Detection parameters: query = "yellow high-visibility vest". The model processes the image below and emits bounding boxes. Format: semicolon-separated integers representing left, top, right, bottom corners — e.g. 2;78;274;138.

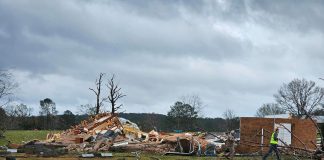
270;132;278;144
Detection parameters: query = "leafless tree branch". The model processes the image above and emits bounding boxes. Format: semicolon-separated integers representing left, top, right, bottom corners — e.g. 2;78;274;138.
274;78;324;118
106;74;126;115
0;70;18;107
89;73;105;114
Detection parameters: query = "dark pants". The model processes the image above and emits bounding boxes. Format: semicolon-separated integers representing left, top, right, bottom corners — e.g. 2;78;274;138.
263;144;280;160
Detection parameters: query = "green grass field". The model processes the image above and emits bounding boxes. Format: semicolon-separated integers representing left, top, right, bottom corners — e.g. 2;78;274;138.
0;130;61;146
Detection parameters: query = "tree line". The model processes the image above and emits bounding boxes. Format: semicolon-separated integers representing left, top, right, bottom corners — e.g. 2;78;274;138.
0;109;236;132
0;94;238;132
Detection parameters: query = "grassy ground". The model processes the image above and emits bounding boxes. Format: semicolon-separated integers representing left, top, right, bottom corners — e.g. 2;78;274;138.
0;130;61;146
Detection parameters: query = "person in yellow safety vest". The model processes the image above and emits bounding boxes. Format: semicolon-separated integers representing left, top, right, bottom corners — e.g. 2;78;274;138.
263;127;280;160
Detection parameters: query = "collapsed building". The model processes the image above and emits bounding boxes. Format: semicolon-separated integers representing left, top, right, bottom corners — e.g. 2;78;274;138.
23;113;227;157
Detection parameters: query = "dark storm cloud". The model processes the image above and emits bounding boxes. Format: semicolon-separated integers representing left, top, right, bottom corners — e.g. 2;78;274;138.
0;0;249;71
249;0;324;32
0;0;324;116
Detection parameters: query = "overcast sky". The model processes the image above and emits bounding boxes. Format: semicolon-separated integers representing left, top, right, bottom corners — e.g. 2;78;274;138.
1;0;324;117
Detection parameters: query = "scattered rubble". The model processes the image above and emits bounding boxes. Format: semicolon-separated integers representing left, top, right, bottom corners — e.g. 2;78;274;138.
17;113;230;157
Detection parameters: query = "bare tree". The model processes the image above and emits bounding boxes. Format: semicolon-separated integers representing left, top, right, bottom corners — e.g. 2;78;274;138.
223;109;236;119
6;103;32;117
255;103;286;117
106;74;125;115
5;103;32;129
89;73;107;114
274;78;324;118
180;94;204;117
0;70;18;107
223;109;238;131
78;104;96;115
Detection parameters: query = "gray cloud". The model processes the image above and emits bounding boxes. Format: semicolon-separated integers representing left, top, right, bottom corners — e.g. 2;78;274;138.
248;0;324;32
0;0;324;117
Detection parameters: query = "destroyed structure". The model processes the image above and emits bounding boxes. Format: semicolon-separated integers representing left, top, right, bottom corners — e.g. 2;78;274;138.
238;116;320;158
19;113;228;157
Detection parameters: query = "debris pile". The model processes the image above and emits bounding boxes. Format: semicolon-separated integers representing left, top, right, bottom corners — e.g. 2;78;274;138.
41;113;229;156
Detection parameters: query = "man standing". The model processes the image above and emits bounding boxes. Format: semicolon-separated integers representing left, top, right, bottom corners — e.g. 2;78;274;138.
263;127;280;160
